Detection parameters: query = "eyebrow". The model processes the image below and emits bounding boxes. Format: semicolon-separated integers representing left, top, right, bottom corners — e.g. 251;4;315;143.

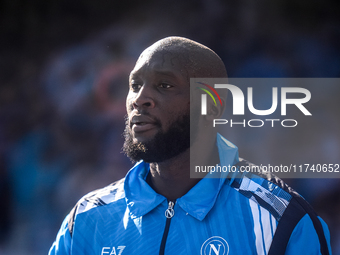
130;69;182;81
154;70;180;79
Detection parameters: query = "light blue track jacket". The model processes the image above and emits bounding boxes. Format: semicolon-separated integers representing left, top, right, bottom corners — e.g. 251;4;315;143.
49;134;332;255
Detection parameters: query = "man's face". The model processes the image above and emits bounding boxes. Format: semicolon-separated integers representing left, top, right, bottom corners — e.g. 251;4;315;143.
123;49;191;163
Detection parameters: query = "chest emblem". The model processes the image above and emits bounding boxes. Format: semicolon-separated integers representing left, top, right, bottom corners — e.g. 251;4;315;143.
200;236;229;255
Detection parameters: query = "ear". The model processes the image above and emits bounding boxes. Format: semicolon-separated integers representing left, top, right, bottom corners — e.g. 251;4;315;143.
205;97;226;121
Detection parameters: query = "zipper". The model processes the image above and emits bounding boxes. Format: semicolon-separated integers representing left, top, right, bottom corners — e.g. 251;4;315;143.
159;201;175;255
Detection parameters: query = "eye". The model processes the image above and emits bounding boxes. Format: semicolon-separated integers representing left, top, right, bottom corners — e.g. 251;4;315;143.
159;83;173;89
130;83;142;92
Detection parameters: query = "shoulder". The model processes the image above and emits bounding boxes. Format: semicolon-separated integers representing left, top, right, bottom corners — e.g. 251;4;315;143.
77;178;125;214
231;159;331;255
68;178;126;236
229;158;295;222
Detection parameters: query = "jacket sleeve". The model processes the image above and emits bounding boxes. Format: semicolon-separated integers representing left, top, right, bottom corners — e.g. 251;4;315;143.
48;215;72;255
284;214;332;255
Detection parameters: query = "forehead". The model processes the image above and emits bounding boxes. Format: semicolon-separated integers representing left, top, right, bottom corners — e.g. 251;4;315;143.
130;48;188;81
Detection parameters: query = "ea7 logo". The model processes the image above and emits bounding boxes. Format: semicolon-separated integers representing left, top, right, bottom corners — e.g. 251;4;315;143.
200;236;229;255
101;246;125;255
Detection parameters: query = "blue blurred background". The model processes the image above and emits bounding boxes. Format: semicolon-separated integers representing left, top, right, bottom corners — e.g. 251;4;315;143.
0;0;339;254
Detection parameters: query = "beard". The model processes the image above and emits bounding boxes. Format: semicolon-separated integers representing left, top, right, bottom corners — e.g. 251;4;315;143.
123;112;191;163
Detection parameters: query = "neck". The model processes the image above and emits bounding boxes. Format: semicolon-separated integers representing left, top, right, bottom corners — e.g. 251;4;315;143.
146;136;219;201
147;148;199;201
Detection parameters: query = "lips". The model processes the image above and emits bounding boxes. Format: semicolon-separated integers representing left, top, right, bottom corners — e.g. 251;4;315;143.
130;115;159;133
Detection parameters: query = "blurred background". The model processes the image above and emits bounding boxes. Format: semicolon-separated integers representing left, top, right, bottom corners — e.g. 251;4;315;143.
0;0;339;254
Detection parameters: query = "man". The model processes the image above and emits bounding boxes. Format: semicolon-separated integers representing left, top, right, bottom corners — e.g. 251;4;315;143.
49;36;332;255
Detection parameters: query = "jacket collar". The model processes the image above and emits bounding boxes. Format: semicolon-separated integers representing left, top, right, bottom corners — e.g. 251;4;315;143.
124;133;239;221
124;161;166;219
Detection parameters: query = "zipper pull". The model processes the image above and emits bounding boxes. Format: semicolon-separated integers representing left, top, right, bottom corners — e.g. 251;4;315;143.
165;201;175;218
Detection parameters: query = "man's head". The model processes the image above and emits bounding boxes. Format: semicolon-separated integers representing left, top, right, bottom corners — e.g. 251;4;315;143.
123;36;227;163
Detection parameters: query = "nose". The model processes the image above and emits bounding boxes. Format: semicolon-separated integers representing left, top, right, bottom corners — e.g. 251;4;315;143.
131;85;155;110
